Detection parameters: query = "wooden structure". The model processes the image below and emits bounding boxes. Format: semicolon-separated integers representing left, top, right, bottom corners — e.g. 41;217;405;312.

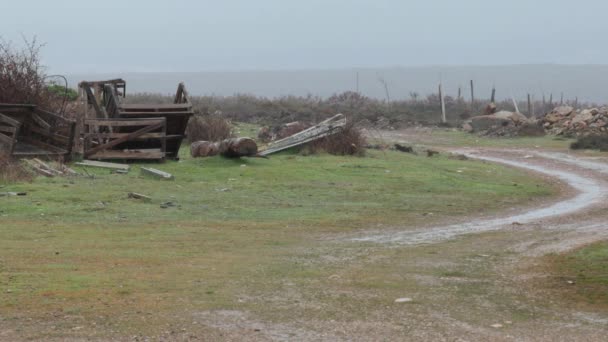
0;104;76;159
259;114;346;156
79;80;193;161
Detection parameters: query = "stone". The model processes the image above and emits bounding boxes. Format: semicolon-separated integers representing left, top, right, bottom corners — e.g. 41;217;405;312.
395;298;413;303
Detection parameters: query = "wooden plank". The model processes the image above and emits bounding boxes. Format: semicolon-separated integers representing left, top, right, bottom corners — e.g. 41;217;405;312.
0;112;20;127
85;132;167;139
259;114;346;156
22;159;55;177
85;119;165;127
141;167;174;180
76;160;130;171
28;126;70;144
120;103;192;110
117;111;194;116
0;132;14;145
20;136;68;154
84;121;165;157
0;126;16;134
88;150;164;160
34;108;76;123
0;104;35;109
31;113;52;130
128;192;152;201
83;85;104;118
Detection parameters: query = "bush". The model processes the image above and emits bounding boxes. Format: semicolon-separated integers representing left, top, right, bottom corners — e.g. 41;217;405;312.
47;84;78;101
0;154;32;183
305;122;367;156
570;135;608;151
186;114;234;142
0;38;49;106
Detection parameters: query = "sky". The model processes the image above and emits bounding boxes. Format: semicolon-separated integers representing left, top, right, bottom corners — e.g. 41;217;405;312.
2;0;608;74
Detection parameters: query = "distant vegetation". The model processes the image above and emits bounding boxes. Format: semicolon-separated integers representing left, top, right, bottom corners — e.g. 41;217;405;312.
46;84;78;101
126;91;590;127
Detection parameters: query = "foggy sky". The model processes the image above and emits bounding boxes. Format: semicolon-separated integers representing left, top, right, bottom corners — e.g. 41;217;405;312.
2;0;608;74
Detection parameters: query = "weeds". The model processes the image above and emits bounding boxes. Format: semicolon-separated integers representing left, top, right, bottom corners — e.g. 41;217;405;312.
305;122;367;156
186;114;234;142
0;154;32;183
570;135;608;151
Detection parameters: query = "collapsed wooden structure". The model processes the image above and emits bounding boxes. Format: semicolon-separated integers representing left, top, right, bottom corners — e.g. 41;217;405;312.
259;114;346;156
79;80;193;161
0;104;76;159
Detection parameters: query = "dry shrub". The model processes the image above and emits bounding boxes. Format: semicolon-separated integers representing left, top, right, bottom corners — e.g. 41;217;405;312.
0;37;49;106
186;114;234;142
274;122;310;140
0;153;32;183
571;135;608;151
305;122;367;156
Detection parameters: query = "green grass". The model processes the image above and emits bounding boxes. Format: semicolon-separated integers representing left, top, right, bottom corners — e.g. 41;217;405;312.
0;147;557;338
390;129;575;150
545;241;608;307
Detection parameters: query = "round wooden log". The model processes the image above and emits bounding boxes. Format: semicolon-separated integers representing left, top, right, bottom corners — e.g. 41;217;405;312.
191;138;257;158
220;138;258;158
191;141;220;158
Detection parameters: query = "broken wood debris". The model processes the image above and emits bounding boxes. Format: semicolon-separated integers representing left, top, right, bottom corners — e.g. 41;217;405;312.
76;160;130;171
259;114;347;156
140;167;174;180
191;137;258;158
21;158;75;178
0;192;27;197
128;192;151;201
394;144;415;154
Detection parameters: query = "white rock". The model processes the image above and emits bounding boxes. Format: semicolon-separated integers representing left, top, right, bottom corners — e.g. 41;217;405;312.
395;298;413;303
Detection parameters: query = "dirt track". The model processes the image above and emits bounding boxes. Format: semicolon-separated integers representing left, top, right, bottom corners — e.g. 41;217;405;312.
352;149;608;247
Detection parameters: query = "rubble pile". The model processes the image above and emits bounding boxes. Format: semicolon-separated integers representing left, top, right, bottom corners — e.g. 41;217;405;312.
541;106;608;136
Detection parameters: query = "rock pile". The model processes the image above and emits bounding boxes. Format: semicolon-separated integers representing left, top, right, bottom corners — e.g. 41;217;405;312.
542;106;608;136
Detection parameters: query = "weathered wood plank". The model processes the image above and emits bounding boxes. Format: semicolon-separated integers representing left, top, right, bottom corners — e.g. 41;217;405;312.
88;150;164;160
0;126;17;134
85;119;165;127
259;114;346;156
141;167;174;180
31;113;52;130
0;132;14;145
0;112;20;127
76;160;130;170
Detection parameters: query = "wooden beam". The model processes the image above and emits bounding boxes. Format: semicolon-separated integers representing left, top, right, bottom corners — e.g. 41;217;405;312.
86;119;165;127
141;167;174;180
0;112;20;127
76;160;130;171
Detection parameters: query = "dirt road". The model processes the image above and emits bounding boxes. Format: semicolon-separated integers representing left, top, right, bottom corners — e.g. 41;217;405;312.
352;149;608;247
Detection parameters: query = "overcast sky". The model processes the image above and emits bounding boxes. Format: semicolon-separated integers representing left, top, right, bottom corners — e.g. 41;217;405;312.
2;0;607;74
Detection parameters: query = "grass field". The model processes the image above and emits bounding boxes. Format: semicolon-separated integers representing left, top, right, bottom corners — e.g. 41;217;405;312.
379;129;575;150
0;146;556;338
543;241;608;309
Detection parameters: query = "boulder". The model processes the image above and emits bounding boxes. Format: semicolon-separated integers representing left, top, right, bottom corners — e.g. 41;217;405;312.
572;109;594;125
554;106;574;117
468;111;529;133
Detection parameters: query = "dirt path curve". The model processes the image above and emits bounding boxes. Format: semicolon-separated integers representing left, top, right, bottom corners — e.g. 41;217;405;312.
352;148;608;246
